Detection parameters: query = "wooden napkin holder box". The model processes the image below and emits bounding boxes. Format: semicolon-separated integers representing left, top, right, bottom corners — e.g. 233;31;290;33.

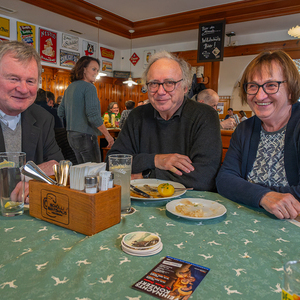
29;180;121;236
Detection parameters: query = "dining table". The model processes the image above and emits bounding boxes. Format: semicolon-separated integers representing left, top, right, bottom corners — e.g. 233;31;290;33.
0;190;298;300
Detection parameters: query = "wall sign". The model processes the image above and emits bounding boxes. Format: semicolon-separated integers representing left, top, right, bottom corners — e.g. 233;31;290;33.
62;33;79;51
17;22;36;47
100;47;115;59
40;28;57;63
130;52;140;66
197;20;225;63
60;50;80;68
0;17;9;37
82;40;96;57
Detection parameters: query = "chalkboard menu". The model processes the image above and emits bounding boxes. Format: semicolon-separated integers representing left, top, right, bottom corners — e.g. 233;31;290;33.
197;20;226;63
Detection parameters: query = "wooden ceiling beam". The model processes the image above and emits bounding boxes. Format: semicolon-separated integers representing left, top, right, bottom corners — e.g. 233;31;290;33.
21;0;300;39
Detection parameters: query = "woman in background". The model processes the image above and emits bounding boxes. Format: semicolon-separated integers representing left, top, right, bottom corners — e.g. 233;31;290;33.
58;56;114;164
238;110;248;122
103;102;121;124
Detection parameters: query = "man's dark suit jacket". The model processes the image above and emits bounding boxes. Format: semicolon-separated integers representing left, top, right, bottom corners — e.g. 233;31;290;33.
0;103;64;164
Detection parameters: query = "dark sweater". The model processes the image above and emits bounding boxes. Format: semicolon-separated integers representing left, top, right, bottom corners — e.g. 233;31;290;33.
216;102;300;207
107;98;222;191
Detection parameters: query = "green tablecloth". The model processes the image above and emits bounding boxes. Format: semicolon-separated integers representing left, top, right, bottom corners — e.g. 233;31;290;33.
0;191;298;299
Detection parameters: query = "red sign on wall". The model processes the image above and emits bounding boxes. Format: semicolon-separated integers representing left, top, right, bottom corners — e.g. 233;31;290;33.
39;28;57;64
130;53;140;66
100;47;115;59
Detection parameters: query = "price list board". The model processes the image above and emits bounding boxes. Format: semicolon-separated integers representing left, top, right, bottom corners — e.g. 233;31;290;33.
197;20;226;63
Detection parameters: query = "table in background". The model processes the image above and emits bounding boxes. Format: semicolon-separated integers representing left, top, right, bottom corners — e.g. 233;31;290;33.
98;128;121;161
1;191;298;299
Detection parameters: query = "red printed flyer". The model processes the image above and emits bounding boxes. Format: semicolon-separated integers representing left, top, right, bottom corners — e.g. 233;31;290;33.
132;256;210;299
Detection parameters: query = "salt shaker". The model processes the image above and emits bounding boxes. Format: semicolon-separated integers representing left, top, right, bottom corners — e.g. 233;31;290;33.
84;176;98;194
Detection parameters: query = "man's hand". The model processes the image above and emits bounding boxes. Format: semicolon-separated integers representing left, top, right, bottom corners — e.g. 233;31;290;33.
154;154;194;176
38;160;59;176
10;181;30;203
221;118;236;129
260;192;300;219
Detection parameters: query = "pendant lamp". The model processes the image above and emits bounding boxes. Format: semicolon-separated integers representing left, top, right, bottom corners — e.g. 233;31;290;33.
95;16;107;80
123;29;137;86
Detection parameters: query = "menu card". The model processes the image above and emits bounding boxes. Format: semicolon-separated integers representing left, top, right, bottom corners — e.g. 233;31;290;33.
132;256;209;300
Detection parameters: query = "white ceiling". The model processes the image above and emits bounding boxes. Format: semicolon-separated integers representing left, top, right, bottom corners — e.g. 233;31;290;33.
1;0;299;49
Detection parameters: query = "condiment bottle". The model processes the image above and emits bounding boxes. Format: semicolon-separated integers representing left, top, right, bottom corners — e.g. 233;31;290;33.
111;113;115;127
104;113;109;123
84;176;98;194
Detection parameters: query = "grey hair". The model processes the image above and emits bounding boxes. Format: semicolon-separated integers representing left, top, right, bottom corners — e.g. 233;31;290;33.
142;50;192;93
107;102;119;113
0;40;42;79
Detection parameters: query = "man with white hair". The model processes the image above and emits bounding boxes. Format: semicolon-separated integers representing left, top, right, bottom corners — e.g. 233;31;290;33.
197;89;236;129
107;51;222;191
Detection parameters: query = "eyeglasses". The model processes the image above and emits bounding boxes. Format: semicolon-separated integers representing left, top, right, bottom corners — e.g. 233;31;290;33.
146;79;183;93
244;81;287;95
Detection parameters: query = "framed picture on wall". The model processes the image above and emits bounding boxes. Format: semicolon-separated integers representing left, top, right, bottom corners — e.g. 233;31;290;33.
39;28;57;64
102;60;112;72
62;33;79;51
60;49;80;68
218;96;230;119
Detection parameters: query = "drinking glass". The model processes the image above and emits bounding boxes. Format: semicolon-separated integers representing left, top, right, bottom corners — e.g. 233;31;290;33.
282;260;300;300
0;152;26;217
108;154;132;213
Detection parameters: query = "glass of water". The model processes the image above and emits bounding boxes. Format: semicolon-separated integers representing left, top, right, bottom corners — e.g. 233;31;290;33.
108;154;132;213
282;260;300;299
0;152;26;217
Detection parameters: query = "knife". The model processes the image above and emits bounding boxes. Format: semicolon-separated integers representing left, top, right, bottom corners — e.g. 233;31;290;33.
130;185;152;198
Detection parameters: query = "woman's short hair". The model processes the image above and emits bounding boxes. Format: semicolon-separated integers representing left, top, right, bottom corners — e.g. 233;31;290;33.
142;50;192;94
240;50;300;105
0;40;42;78
125;100;135;110
107;102;119;113
70;56;100;82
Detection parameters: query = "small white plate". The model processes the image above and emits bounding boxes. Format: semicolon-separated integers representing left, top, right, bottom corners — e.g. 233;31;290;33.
130;179;186;200
166;198;227;220
122;243;163;257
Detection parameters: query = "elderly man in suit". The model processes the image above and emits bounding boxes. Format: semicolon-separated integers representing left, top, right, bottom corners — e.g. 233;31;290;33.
0;41;64;200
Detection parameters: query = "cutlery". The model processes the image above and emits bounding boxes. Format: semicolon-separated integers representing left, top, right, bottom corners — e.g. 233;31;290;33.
21;161;61;186
53;164;59;183
130;185;152;198
143;184;193;192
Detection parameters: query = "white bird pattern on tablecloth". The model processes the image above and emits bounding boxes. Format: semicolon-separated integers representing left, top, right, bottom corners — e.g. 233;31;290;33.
279;227;288;232
233;268;247;276
76;259;91;266
198;254;213;260
75;297;91;300
135;223;143;228
185;231;195;236
274;249;286;256
224;220;232;225
252;219;260;223
119;257;131;265
270;283;282;293
36;261;49;271
157;207;166;211
4;227;15;232
17;248;32;258
51;276;69;285
149;215;156;219
99;274;114;283
241;239;252;245
207;241;221;246
12;237;26;242
246;229;258;233
50;234;60;241
37;226;48;232
0;280;17;289
217;230;227;235
276;237;290;243
239;252;251;258
174;242;185;249
62;246;73;251
231;212;239;215
99;245;110;251
272;267;284;272
166;222;175;226
224;285;242;295
117;233;126;239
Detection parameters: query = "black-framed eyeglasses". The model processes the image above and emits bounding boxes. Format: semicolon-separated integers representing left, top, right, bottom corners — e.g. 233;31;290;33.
146;79;183;93
243;81;287;95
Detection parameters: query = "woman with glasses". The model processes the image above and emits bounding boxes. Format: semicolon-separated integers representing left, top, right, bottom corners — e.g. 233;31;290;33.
216;50;300;219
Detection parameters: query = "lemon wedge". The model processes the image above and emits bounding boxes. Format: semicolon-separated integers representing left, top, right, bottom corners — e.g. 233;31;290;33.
4;201;20;209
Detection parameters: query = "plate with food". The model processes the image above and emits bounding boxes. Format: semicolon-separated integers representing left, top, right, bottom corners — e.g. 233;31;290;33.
166;198;227;220
130;179;187;200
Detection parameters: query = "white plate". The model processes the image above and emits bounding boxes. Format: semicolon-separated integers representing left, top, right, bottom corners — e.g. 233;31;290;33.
122;243;163;257
130;179;186;200
166;198;227;220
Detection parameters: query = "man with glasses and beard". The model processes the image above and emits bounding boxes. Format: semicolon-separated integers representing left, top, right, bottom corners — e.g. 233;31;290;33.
107;51;222;191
